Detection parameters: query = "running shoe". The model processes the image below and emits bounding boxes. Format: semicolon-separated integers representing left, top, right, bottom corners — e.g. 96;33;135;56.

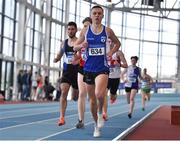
58;117;65;126
72;94;78;101
103;113;108;121
93;125;100;137
76;120;84;129
97;114;104;128
128;113;132;119
110;94;117;104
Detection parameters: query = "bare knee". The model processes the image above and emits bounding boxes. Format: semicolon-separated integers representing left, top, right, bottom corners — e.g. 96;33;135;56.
95;91;104;99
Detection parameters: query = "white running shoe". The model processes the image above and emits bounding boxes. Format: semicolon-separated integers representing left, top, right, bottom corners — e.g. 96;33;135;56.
93;126;100;137
97;114;104;128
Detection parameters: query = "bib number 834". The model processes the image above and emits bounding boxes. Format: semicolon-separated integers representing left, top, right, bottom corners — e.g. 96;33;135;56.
89;48;104;56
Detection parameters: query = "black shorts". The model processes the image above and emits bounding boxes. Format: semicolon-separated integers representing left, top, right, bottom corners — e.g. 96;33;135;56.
78;66;84;75
125;87;138;93
107;78;120;95
83;71;109;85
61;67;78;89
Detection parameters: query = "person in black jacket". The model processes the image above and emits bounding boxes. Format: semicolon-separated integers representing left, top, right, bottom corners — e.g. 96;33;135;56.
43;76;55;101
17;69;23;100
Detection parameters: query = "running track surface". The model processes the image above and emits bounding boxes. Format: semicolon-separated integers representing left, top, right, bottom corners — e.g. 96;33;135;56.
0;93;180;140
124;105;180;140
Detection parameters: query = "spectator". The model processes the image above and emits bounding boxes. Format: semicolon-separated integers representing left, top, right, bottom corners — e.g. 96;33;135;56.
34;73;44;101
22;70;28;100
44;76;55;101
17;69;23;100
26;69;32;100
31;71;38;101
54;78;61;101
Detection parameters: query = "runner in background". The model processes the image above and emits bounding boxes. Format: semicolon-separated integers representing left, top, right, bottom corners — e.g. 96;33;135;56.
75;17;92;129
54;22;79;126
141;68;153;111
121;56;142;119
102;39;128;121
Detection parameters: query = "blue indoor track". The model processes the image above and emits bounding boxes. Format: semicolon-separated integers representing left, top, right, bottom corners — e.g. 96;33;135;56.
0;93;180;140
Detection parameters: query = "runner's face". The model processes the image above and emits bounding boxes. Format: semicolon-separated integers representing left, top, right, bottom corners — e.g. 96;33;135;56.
131;59;137;65
91;8;103;24
67;26;77;38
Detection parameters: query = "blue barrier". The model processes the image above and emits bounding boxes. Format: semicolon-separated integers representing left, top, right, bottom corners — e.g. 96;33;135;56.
152;82;172;89
119;82;172;89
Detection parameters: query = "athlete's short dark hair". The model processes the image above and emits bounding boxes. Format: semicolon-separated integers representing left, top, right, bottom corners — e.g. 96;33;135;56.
67;21;77;29
91;5;104;12
131;56;139;61
82;17;92;24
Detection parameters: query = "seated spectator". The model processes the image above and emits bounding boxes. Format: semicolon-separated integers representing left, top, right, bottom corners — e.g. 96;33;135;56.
34;74;44;101
43;76;55;101
53;78;61;101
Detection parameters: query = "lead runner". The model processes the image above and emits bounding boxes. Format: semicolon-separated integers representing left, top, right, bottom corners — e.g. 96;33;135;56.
74;5;121;137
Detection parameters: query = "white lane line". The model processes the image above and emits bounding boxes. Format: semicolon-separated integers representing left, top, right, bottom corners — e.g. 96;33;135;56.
0;113;78;131
0;110;58;120
35;121;93;141
0;103;124;131
0;106;57;114
0;103;120;131
0;118;57;131
0;101;139;135
0;103;76;114
112;105;161;141
35;108;137;141
0;106;77;120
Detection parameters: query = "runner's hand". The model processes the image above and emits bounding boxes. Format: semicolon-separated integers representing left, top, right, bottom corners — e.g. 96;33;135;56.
107;51;113;60
81;41;88;48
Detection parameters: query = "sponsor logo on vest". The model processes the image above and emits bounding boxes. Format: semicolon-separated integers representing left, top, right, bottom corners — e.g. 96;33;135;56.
101;36;106;43
87;37;94;40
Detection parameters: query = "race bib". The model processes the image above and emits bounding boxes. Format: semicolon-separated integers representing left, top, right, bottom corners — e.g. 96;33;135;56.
110;67;120;73
141;81;147;86
141;81;150;88
128;77;136;83
89;48;104;56
125;82;132;87
65;55;73;64
109;68;115;73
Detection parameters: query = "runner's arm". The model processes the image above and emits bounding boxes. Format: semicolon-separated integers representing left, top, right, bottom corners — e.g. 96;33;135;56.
120;68;127;82
107;28;121;56
74;28;87;51
148;75;154;85
53;41;65;63
118;51;128;68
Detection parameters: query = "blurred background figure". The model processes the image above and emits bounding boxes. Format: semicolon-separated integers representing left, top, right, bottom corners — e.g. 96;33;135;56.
141;68;153;111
